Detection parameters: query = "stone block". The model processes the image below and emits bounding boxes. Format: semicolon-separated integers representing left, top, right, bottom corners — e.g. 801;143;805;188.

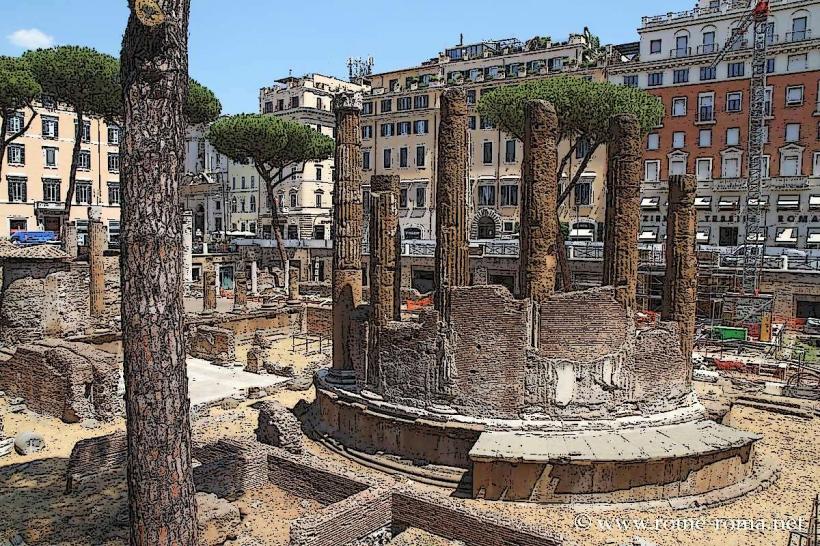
196;492;240;546
14;432;45;455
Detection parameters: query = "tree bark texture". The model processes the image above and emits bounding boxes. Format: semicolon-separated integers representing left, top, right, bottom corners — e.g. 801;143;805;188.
519;100;559;303
602;114;642;313
120;1;198;544
662;174;698;368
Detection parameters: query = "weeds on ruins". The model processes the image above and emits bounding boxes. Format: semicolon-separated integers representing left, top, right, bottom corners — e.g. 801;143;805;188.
1;2;820;546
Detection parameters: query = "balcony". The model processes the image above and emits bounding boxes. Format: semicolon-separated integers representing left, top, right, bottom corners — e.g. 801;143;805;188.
697;43;720;55
785;29;812;43
670;47;692;58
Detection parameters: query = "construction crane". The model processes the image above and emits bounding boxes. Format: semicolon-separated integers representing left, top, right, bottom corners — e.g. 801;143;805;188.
710;0;770;297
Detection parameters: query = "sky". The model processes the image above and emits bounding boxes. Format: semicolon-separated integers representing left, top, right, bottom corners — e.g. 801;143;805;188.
1;0;695;114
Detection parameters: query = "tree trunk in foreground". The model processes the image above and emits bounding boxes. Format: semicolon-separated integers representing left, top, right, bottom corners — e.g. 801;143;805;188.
120;1;198;545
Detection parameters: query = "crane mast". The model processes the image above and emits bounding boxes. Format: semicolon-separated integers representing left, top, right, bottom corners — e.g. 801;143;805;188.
710;0;770;297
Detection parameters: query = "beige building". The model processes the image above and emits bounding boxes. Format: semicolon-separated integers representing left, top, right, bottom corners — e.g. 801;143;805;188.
257;74;364;241
2;98;121;243
362;35;609;242
182;124;229;242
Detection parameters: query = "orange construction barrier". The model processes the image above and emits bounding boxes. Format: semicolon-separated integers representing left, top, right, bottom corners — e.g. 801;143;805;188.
406;295;433;311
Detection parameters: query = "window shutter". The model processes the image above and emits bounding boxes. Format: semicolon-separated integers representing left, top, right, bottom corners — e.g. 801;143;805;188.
22;181;27;203
19;146;25;165
54;120;59;139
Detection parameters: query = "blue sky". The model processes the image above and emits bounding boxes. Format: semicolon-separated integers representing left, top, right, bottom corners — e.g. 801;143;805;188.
1;0;693;114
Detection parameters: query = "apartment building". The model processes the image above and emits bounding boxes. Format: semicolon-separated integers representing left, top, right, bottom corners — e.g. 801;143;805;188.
609;0;820;249
180;124;229;242
257;74;363;241
362;35;609;242
2;98;121;242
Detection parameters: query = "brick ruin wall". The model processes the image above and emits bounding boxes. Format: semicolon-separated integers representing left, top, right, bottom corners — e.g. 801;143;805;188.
306;305;332;337
192;440;270;500
290;486;393;546
188;325;237;364
66;431;127;492
0;339;119;423
256;400;304;454
346;285;693;421
0;257;121;344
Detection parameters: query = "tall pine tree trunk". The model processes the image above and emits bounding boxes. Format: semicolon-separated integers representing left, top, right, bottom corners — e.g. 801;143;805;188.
120;1;198;544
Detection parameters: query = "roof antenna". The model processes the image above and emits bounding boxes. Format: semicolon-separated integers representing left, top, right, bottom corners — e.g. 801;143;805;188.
459;33;464;46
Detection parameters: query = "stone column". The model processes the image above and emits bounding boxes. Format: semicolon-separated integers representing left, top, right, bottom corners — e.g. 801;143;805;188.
203;267;217;313
287;266;301;304
182;210;193;284
64;221;78;259
88;206;105;318
330;91;364;381
602;114;642;313
519;100;559;303
662;174;698;367
368;175;401;325
250;260;258;295
434;88;470;310
234;268;247;310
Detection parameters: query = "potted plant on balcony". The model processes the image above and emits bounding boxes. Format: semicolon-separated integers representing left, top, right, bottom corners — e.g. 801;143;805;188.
407;76;419;90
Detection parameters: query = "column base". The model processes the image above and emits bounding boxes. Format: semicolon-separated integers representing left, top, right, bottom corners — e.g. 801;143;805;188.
326;369;357;386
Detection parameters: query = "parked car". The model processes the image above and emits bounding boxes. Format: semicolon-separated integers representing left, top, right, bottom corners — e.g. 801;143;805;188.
721;244;806;266
804;317;820;336
9;231;58;246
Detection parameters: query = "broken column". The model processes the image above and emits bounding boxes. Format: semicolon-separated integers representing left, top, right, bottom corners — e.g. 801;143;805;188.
662;174;698;365
519;100;559;303
330;91;364;383
250;260;258;295
287;266;300;304
183;210;193;284
602;114;642;313
64;222;78;259
88;206;105;318
434;88;470;310
234;267;247;311
368;174;401;325
203;267;217;313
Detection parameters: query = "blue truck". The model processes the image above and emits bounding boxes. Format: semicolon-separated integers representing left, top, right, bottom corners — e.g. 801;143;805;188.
9;231;59;246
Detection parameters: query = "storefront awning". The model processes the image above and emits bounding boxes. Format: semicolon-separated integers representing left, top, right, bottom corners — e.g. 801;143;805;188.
569;228;594;240
718;196;740;209
808;230;820;244
640;197;660;209
810;195;820;210
694;196;712;208
746;232;765;243
776;195;800;209
776;228;798;243
638;228;658;242
696;228;711;243
747;196;769;207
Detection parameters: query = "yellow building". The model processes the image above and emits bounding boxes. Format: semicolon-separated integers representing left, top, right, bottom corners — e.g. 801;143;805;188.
363;35;609;242
2;98;121;243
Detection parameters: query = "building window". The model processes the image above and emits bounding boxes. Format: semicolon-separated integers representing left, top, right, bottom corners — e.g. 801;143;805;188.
480;117;495;130
766;58;776;74
647;133;660;150
650;39;662;54
416;145;425;167
289;192;298;208
7;177;26;203
574;180;592;206
702;31;716;53
397;121;411;135
699;129;712;147
403;227;421;240
478;184;496;206
500;183;518;206
250;176;255;189
107;125;120;145
397;97;411;111
380;123;394;137
785;123;801;142
414;95;429;109
786;86;804;106
415;186;426;208
788;54;808;72
482;141;493;164
314;192;322;208
287;225;298;239
108;153;119;172
43;146;58;168
263;101;273;114
671;97;686;117
231;197;237;213
7;143;24;165
648;72;663;86
76;150;91;170
696;158;713;181
107;182;120;205
813;152;820;176
698;93;715;121
240;176;246;189
726;127;740;146
727;62;745;78
790;16;808;41
399;147;409;168
623;75;638;88
670;157;686;176
362;125;373;139
75;182;91;204
466;90;477;105
383;149;392;169
362;150;371;170
699;66;716;81
575;138;590;159
76;120;91;143
41;116;59;139
380;98;392;113
6;111;24;133
399;188;408;208
413;120;429;134
719;226;738;246
43;179;60;202
673;69;689;84
315;166;322;180
722;157;740;178
672;132;685;149
781;154;801;176
505;140;516;163
477;217;496;239
290;96;299;108
644;160;660;182
726;92;742;112
468;116;477;130
362;102;373;115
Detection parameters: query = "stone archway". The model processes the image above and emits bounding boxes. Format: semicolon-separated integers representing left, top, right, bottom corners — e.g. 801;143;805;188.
470;208;503;240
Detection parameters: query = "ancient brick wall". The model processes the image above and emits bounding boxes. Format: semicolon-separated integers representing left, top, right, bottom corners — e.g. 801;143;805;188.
66;431;127;492
192;440;269;500
376;311;438;405
256;401;304;454
188;325;236;364
289;487;392;546
0;339;119;422
628;323;693;412
266;449;370;506
306;305;332;337
760;271;820;319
